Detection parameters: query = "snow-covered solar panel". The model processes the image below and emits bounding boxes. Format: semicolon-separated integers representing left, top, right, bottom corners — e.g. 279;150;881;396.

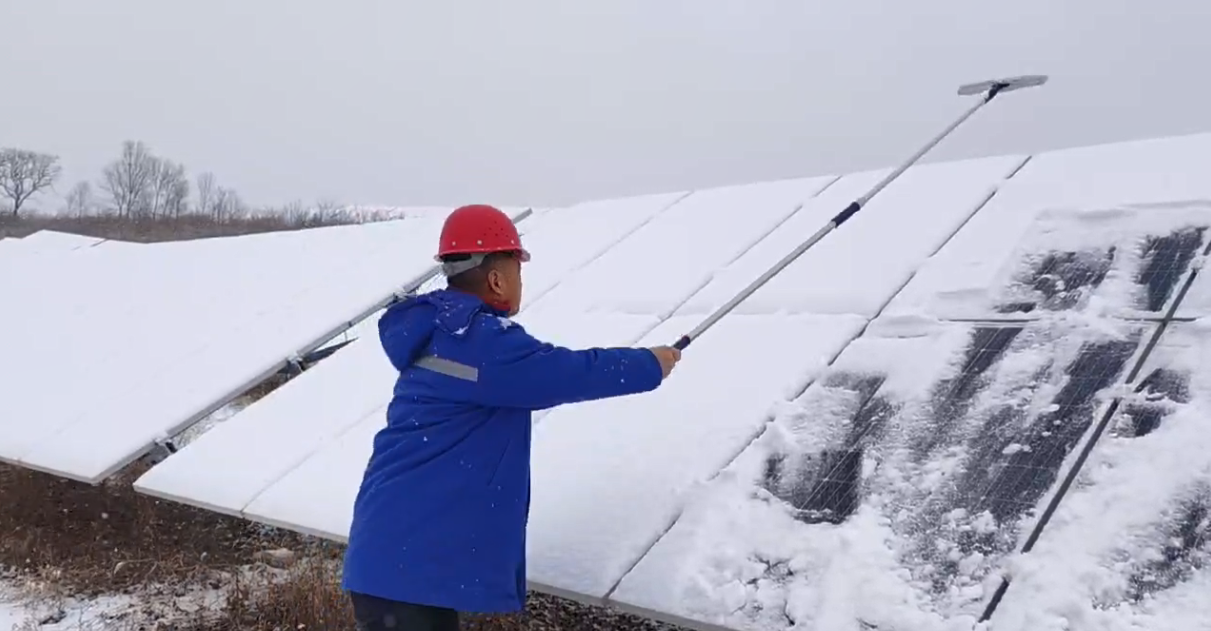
235;311;669;541
0;238;19;271
675;154;1027;318
512;192;690;307
610;314;1154;629
605;135;1211;629
523;157;1031;602
131;131;1211;631
11;230;106;254
885;132;1211;321
0;231;108;280
134;191;688;518
526;313;868;599
140;174;845;534
987;322;1211;631
1;210;547;483
523;175;837;319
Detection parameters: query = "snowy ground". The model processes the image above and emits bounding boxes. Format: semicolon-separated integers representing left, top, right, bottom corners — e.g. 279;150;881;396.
0;583;225;631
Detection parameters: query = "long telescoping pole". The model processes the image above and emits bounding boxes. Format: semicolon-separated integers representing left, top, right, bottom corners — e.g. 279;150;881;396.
670;75;1048;352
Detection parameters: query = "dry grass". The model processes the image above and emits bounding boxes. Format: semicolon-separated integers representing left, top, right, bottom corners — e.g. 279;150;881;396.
0;461;320;599
0;210;360;243
208;559;682;631
0;462;688;630
201;560;355;631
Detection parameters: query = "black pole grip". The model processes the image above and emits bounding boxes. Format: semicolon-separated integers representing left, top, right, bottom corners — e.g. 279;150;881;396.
673;335;692;351
830;201;862;227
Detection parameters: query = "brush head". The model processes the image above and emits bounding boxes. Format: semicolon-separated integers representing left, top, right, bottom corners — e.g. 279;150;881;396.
958;75;1049;96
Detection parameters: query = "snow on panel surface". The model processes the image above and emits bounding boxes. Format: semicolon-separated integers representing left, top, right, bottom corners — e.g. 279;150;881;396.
132;319;398;517
2;216;459;482
611;314;1151;631
345;204;536;222
527;176;836;319
898;203;1211;321
242;408;383;540
0;231;108;282
515;191;688;306
136;311;656;521
238;312;661;540
988;321;1211;631
886;133;1211;320
676;155;1025;318
135;192;684;513
16;230;106;253
526;313;867;600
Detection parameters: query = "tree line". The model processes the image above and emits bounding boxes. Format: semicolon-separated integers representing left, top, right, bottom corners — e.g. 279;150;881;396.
0;141;352;227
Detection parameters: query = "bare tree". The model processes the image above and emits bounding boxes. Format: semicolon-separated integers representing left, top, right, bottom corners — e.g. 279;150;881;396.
213;186;245;223
101;141;155;218
63;181;94;217
196;172;216;219
145;157;167;219
281;199;308;226
146;158;188;219
319;198;352;224
314;198;340;214
166;175;190;219
0;148;62;218
212;186;229;223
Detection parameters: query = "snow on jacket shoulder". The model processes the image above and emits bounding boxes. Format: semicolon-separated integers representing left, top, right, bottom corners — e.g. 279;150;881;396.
341;288;664;613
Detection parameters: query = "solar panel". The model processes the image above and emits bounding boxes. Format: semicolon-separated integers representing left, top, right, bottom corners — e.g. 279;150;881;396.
9;230;106;254
987;323;1211;630
136;174;840;522
134;191;686;514
526;313;867;601
513;191;691;307
1;213;474;483
886;133;1211;321
132;322;399;517
677;154;1027;318
120;131;1211;631
138;173;856;586
522;174;836;320
611;316;1147;629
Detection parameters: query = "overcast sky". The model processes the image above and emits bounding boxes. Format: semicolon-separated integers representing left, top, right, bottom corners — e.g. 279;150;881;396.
3;0;1210;211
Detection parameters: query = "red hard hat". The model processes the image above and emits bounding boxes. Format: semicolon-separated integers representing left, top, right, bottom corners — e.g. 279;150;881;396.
435;204;531;262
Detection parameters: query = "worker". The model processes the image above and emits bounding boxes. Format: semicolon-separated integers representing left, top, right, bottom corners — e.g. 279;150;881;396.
341;204;682;631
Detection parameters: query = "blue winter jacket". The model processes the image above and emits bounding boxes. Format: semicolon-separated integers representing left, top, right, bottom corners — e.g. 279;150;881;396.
341;288;665;613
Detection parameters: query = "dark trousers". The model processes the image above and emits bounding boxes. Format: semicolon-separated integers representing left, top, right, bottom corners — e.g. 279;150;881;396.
349;591;460;631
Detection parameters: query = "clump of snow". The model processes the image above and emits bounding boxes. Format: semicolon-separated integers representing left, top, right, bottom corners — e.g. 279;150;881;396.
988;323;1211;631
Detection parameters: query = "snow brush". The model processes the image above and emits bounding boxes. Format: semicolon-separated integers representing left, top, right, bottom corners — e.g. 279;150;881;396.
670;75;1048;352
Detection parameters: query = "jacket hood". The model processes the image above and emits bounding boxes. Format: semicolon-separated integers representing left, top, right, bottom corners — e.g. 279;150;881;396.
377;288;505;371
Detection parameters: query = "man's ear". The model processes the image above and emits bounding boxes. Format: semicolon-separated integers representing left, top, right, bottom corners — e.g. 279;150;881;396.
485;266;505;296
